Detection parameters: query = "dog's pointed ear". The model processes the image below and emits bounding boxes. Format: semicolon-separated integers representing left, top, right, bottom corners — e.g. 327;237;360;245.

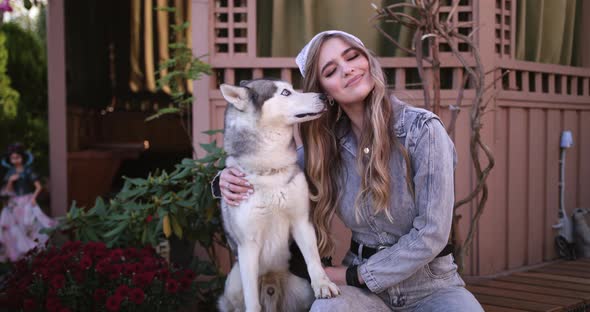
220;84;249;111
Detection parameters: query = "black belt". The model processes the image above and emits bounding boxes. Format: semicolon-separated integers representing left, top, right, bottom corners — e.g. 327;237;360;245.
350;239;454;259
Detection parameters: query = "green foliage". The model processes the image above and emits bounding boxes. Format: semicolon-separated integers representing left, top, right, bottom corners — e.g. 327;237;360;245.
0;22;48;177
147;6;212;123
0;32;19;119
48;138;227;307
50;140;226;248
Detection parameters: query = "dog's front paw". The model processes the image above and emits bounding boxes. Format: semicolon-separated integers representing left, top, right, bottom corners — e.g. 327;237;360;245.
311;277;340;299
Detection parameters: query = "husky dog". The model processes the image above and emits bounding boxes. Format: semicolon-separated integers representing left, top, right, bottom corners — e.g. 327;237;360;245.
218;80;340;312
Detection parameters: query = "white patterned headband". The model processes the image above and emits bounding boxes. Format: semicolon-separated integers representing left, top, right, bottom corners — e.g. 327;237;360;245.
295;30;365;78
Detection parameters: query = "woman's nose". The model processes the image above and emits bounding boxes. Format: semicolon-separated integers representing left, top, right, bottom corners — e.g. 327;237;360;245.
343;66;354;76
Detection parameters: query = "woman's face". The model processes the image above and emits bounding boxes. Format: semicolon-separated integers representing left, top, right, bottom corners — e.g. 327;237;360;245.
316;37;374;107
9;153;22;166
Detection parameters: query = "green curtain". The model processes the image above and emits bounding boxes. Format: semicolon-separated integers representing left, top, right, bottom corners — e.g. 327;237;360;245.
256;0;413;57
516;0;583;66
129;0;191;94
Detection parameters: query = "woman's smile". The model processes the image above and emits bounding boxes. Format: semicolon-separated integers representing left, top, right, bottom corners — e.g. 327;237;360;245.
345;73;364;88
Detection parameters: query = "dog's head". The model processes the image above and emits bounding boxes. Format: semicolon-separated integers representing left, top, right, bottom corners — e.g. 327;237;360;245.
220;79;327;126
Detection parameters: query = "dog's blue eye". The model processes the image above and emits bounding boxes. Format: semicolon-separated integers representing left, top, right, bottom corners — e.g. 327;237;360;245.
281;89;291;96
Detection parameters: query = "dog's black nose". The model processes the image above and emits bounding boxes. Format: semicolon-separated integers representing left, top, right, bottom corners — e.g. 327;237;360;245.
319;93;328;101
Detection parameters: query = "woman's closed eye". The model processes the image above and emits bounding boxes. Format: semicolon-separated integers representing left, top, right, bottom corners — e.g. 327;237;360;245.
325;67;337;78
346;53;359;61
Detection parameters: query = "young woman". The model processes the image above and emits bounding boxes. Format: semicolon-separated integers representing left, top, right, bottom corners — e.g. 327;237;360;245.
216;30;483;311
0;143;55;262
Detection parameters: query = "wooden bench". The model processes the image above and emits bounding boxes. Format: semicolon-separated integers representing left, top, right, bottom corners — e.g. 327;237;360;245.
465;258;590;312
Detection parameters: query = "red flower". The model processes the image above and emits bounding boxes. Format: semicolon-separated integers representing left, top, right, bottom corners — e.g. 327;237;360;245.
157;268;170;280
105;295;123;312
179;278;192;290
62;241;82;253
110;248;124;260
115;284;131;298
95;259;110;274
133;271;155;288
145;215;153;223
50;275;66;289
72;270;85;283
93;288;107;302
45;297;62;312
184;269;196;280
23;299;37;311
79;255;92;270
140;245;156;257
122;263;134;275
129;288;145;304
165;278;179;293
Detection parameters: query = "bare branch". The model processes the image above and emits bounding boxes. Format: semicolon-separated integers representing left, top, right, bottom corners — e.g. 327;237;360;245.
447;0;460;24
372;24;418;57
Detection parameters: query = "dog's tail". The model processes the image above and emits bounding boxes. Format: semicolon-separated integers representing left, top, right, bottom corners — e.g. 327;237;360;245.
260;271;315;312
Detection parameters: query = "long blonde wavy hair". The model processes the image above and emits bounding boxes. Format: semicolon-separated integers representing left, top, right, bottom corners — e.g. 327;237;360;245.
300;33;411;258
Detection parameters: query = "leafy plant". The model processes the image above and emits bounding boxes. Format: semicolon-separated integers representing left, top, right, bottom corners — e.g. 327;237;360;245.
52;135;225;245
48;136;227;308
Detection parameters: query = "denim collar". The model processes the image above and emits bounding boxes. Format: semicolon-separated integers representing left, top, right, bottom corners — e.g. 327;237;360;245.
337;96;406;157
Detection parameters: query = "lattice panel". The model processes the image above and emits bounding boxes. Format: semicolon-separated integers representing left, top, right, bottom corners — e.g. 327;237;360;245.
438;0;474;53
501;68;590;97
212;0;251;56
495;0;515;57
211;64;473;92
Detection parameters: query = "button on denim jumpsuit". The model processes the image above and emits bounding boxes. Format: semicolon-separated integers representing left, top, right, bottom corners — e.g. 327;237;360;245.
303;97;483;311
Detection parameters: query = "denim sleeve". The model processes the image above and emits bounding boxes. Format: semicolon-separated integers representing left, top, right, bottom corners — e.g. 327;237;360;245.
210;171;222;199
358;117;457;293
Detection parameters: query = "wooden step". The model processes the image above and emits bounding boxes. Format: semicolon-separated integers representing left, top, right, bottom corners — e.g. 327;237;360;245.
465;259;590;312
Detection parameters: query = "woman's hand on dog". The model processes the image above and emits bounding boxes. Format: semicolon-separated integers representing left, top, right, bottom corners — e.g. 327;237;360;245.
324;266;347;285
220;167;254;206
324;265;366;286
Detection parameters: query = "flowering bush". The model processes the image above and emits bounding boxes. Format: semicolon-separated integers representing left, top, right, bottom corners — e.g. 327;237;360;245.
0;241;199;312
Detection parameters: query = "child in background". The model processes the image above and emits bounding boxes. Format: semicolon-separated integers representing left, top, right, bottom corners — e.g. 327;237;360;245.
0;143;55;262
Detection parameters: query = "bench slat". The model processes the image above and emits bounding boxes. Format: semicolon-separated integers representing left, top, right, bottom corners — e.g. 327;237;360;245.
473;294;563;312
467;285;581;307
482;304;529;312
495;275;590;292
471;280;590;302
512;272;590;286
532;267;590;278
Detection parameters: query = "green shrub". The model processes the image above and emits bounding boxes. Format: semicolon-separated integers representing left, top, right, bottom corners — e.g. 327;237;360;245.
0;22;48;177
49;138;227;308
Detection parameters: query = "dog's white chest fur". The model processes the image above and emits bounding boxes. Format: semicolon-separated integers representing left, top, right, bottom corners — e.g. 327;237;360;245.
222;162;307;268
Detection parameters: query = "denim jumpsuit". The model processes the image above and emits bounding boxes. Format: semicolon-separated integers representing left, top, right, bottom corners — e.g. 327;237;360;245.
303;97;483;311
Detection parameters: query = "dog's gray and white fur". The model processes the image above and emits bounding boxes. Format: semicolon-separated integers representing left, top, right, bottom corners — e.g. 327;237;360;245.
218;80;340;312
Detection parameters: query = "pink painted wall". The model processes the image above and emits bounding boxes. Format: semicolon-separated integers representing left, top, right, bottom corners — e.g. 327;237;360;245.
191;0;590;276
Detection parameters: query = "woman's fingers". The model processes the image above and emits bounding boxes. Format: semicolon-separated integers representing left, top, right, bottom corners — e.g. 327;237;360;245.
223;168;252;189
219;167;253;206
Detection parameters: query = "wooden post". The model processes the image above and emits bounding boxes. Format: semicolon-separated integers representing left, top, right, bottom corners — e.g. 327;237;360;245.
47;0;68;216
192;0;211;158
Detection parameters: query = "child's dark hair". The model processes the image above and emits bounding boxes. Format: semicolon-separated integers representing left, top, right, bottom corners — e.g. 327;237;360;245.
6;143;26;159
